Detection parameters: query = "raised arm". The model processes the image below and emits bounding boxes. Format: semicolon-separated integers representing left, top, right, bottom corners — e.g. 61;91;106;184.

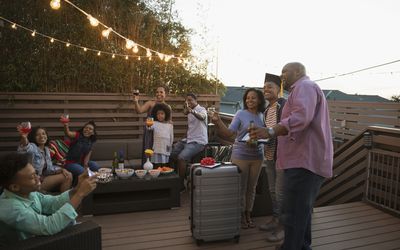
62;123;76;139
133;95;154;114
211;112;236;138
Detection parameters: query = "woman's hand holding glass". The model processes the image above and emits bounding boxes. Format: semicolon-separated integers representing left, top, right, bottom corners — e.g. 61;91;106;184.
60;114;70;124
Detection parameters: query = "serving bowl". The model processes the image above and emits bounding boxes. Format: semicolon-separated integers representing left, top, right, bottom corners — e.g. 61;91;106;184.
149;169;160;178
115;168;134;179
135;169;147;179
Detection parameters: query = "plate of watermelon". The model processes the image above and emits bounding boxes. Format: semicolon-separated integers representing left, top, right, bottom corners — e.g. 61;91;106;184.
200;157;221;168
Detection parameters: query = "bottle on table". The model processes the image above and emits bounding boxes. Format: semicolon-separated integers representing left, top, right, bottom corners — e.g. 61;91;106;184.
112;151;118;175
118;150;125;170
247;120;257;147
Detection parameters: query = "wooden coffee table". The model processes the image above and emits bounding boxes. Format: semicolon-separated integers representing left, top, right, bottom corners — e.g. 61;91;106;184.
82;173;180;215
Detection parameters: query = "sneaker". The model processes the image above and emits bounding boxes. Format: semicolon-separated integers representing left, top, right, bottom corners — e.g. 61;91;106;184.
259;217;279;231
265;228;284;242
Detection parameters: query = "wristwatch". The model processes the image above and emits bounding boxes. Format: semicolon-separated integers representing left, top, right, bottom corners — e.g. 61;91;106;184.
267;127;276;138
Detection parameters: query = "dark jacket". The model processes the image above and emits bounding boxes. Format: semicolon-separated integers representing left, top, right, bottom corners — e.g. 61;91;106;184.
264;97;286;161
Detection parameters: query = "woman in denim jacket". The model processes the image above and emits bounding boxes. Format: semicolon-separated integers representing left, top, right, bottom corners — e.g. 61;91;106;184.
17;126;72;192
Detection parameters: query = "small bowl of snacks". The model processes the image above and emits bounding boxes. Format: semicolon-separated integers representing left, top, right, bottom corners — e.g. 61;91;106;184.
135;169;147;179
149;169;161;178
115;168;134;179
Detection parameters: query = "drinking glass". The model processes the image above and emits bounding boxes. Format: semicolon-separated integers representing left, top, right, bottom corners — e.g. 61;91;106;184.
207;107;216;126
146;117;154;130
19;121;32;134
133;89;140;96
60;114;70;124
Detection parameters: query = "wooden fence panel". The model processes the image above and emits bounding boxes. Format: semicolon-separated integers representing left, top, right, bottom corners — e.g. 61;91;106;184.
0;92;220;153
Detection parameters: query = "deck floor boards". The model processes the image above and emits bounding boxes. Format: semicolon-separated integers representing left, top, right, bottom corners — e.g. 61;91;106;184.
81;193;400;250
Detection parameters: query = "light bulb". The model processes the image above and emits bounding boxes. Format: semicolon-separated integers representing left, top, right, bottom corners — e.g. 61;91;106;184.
11;23;17;29
138;56;141;61
83;47;87;52
164;55;171;62
132;45;139;53
146;49;152;57
102;28;112;38
148;56;152;61
50;0;61;10
97;51;101;56
178;58;182;64
31;30;36;37
112;54;115;59
157;52;164;60
50;38;54;43
88;15;99;27
125;40;134;49
66;43;70;47
125;55;129;60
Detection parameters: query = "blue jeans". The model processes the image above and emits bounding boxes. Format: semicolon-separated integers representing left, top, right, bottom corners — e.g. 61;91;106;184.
281;168;324;250
170;140;205;162
64;161;100;180
265;160;284;220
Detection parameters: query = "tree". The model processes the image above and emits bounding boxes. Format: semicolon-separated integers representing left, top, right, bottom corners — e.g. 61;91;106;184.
0;0;225;95
390;95;400;102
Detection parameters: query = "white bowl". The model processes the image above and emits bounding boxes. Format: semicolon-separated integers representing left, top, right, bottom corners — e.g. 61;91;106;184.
115;168;134;179
98;168;112;174
149;169;160;178
135;169;147;179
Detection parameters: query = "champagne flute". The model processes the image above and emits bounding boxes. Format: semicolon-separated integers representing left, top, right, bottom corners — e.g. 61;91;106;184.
207;107;216;126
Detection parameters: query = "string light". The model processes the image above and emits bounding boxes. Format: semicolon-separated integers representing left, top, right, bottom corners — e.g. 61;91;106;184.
146;49;152;57
11;23;17;29
125;39;135;49
50;0;185;62
87;15;99;27
101;27;112;38
0;16;179;64
50;0;61;10
157;52;164;60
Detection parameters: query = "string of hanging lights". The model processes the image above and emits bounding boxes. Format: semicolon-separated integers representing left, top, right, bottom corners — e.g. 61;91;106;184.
0;16;175;62
49;0;184;63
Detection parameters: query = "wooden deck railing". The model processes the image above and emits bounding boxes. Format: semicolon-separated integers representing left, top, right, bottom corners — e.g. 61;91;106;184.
365;149;400;215
0;92;220;154
316;126;400;206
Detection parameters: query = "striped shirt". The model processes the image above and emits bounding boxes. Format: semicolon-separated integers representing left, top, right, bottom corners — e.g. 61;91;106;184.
264;102;278;160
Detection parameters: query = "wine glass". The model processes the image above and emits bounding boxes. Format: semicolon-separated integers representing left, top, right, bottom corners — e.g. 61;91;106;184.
207;107;216;126
19;121;32;134
60;114;70;124
146;117;154;130
133;89;140;96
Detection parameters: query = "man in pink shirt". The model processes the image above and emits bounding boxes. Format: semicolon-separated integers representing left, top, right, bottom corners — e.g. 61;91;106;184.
250;62;333;250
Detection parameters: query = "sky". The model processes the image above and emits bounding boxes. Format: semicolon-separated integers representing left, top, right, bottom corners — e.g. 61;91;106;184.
173;0;400;99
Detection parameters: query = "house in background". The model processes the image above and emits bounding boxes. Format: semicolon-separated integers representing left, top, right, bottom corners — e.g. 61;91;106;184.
221;86;390;115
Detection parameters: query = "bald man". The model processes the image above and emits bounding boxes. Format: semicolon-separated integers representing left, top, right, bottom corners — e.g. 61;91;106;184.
250;63;333;250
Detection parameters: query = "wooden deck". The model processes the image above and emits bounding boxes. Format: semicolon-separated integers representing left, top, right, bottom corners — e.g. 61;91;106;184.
82;193;400;250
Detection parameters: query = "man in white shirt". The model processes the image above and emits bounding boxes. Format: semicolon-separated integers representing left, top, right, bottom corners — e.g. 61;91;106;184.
171;93;208;181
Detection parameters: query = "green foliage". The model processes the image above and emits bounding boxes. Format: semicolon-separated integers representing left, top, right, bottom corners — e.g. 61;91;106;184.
390;95;400;102
0;0;225;95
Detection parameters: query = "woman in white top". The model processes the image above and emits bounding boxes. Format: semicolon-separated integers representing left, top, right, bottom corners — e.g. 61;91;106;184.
150;103;174;165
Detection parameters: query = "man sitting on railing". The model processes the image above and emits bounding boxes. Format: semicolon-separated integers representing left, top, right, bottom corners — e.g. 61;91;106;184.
0;152;97;245
170;93;208;188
